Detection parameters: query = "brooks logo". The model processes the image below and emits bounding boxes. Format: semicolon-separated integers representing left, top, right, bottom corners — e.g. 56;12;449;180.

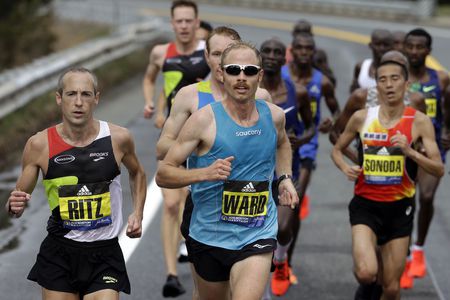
253;244;271;249
90;152;108;157
93;157;105;162
190;57;203;65
242;182;256;192
77;185;92;196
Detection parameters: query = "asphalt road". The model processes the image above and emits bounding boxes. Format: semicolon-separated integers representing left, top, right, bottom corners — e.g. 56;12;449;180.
1;1;450;299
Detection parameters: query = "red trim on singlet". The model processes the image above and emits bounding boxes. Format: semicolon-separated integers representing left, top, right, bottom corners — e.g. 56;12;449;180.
165;42;179;59
355;106;417;202
47;126;74;158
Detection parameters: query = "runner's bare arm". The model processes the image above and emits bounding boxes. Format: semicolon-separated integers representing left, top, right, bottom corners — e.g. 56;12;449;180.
142;44;166;118
6;132;47;217
439;73;450;150
329;88;366;164
409;91;426;113
320;76;341;133
290;85;314;148
156;85;196;160
391;112;444;177
349;61;362;93
114;126;147;238
154;90;167;128
271;104;299;208
331;110;365;181
156;107;231;188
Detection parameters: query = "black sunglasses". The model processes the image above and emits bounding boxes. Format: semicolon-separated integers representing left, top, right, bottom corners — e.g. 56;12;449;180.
223;64;261;76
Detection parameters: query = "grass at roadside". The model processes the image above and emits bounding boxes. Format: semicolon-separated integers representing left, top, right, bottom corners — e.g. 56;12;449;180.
52;19;111;51
0;46;151;172
437;4;450;16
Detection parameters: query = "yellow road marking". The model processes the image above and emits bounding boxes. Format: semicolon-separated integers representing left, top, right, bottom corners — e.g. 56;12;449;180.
140;8;447;71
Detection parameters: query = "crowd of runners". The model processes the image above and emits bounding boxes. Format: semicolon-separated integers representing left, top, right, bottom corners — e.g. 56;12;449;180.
5;0;449;299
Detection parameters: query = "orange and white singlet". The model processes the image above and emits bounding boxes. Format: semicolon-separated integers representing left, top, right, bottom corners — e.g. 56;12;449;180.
355;106;417;202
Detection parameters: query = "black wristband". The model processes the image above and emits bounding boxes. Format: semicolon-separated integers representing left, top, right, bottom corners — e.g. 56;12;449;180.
277;174;292;188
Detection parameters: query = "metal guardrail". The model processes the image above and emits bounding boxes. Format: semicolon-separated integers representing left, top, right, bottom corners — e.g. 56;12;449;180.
196;0;437;19
0;19;170;120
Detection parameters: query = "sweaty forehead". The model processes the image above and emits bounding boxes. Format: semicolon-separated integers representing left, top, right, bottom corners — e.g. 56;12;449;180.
261;40;285;52
405;35;427;45
378;64;403;76
293;35;314;46
223;48;259;65
172;6;196;19
63;72;95;92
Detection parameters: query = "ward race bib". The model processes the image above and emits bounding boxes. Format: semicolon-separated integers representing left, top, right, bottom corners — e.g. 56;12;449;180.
221;180;269;228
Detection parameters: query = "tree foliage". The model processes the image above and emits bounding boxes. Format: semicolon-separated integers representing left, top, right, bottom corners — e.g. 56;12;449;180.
0;0;56;71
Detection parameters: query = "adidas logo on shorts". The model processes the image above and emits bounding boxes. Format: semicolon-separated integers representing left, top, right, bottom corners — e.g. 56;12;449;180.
241;182;256;192
77;185;92;196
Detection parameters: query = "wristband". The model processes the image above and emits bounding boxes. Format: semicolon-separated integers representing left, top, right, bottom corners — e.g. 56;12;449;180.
277;174;292;187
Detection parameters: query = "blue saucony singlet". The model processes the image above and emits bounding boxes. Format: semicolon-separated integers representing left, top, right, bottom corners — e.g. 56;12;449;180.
189;100;278;250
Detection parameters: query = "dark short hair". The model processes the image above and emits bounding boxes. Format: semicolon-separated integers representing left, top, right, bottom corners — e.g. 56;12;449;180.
199;20;213;33
405;28;432;49
260;37;286;54
292;19;312;36
171;0;198;17
375;60;409;81
221;41;262;68
57;67;98;95
291;32;315;48
206;26;241;53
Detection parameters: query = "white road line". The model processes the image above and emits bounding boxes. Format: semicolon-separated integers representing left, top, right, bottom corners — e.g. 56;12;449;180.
427;261;447;300
119;177;163;262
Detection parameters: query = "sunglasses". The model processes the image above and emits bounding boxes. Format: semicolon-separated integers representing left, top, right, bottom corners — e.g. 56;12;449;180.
223;64;261;76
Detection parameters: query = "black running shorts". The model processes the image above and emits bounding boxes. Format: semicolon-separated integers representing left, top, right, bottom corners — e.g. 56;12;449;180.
300;157;316;171
180;191;193;240
186;237;276;282
27;234;131;296
349;195;415;245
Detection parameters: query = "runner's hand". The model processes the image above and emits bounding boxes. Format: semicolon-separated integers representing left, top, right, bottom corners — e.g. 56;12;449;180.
343;165;362;181
278;179;299;209
126;212;143;238
205;156;234;181
391;130;412;156
7;190;30;218
318;117;333;133
143;104;155;119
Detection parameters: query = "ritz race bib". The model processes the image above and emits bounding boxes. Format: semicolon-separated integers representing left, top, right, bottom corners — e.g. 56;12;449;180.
58;181;112;231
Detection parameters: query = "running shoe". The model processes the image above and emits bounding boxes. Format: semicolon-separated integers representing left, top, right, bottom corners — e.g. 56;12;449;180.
177;240;189;263
409;248;426;278
289;267;298;285
299;194;310;220
271;259;290;296
162;274;186;298
400;259;414;289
